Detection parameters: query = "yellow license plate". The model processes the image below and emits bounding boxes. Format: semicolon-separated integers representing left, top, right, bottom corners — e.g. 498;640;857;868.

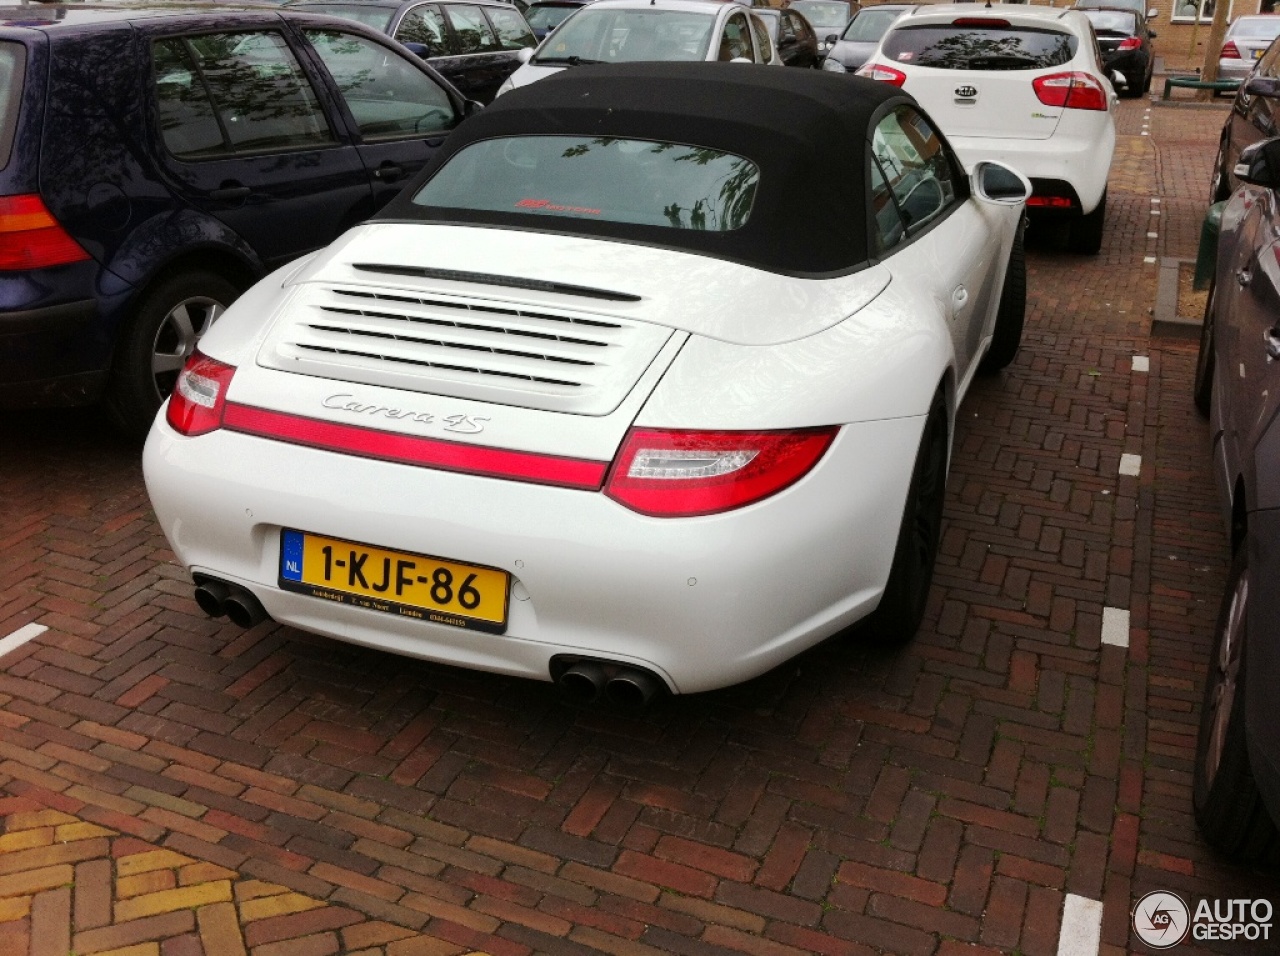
279;530;509;633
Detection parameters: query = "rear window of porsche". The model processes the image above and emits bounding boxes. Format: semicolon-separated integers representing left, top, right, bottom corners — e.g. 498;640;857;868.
0;42;24;169
882;23;1078;70
413;135;760;231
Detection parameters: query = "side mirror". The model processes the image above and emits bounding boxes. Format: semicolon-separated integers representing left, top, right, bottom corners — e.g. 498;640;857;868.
402;41;433;58
1244;75;1280;98
1234;137;1280;189
826;33;839;43
517;46;534;63
1149;29;1157;38
1146;7;1159;17
1111;69;1128;89
971;160;1031;204
463;99;483;118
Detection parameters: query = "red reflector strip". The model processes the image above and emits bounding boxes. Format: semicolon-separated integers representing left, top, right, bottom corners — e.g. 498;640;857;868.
222;403;608;490
1027;195;1074;208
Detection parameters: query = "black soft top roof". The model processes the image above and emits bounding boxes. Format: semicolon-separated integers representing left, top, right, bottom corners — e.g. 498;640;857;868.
377;62;915;275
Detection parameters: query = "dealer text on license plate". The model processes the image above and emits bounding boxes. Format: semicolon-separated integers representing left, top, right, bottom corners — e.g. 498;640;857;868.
279;530;509;633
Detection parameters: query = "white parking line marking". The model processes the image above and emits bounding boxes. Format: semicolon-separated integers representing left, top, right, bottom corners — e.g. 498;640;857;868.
1144;256;1157;264
1146;231;1159;238
1132;355;1150;372
1057;894;1104;956
1150;198;1161;204
1102;607;1131;648
0;623;47;662
1120;453;1142;476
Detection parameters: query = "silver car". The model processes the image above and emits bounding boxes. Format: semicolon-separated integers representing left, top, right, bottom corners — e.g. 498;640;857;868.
1218;15;1280;82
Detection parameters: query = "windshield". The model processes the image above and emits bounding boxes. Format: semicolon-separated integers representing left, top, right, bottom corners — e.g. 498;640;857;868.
842;7;903;42
882;24;1078;70
1083;10;1137;34
1230;18;1280;40
292;3;395;31
790;1;849;29
526;4;581;31
413;135;759;231
535;9;714;62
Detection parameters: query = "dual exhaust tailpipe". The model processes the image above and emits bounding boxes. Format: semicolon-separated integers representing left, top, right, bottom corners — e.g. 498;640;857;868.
553;658;667;709
194;578;269;629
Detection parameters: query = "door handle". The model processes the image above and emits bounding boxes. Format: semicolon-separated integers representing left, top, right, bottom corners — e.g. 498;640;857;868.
208;182;250;202
374;163;404;182
1266;327;1280;361
1237;267;1253;288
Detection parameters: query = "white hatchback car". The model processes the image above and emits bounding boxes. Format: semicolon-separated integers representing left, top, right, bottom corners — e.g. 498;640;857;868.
143;64;1030;704
496;0;780;95
858;4;1117;253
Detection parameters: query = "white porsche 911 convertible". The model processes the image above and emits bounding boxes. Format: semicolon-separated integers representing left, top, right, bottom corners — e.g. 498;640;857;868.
143;63;1030;704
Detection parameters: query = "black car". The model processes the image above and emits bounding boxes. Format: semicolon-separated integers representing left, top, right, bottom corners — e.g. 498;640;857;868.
1211;36;1280;202
524;0;589;39
288;0;536;102
0;2;472;437
752;7;818;68
1191;135;1280;861
1081;7;1154;97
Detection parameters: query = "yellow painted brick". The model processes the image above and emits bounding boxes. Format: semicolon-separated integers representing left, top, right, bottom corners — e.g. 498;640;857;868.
0;864;74;898
0;827;53;852
97;945;160;956
0;896;31;922
113;880;232;922
179;862;238;886
115;849;194;877
54;822;115;843
5;809;77;831
233;880;289;902
117;869;177;899
238;892;326;921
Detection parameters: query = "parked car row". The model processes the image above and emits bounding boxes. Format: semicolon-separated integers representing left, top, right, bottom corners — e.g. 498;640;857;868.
1192;26;1280;864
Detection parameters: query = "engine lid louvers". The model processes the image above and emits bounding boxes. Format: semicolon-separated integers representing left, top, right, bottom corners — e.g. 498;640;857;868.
257;284;673;416
351;264;642;302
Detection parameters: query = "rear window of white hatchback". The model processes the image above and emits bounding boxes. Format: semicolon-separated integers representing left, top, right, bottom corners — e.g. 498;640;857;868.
882;22;1078;70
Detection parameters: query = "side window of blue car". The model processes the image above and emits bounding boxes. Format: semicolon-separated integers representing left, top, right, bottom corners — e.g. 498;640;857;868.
305;30;458;139
153;31;335;159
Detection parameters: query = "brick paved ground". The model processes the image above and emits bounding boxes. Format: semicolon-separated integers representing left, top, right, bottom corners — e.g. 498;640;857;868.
2;94;1278;956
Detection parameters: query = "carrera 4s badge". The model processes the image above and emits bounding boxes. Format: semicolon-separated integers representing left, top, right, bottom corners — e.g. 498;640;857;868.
322;394;490;434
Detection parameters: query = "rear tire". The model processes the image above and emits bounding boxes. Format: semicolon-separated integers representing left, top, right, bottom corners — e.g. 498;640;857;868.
1193;546;1279;860
1193;281;1216;417
865;390;948;645
1068;191;1105;255
104;271;241;441
979;227;1026;374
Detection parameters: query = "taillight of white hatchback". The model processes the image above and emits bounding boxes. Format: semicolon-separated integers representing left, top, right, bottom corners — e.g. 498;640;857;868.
167;353;236;436
605;427;837;517
855;63;907;86
1032;72;1109;111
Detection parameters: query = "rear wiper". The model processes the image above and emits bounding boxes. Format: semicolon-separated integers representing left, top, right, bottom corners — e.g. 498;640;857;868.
533;55;606;66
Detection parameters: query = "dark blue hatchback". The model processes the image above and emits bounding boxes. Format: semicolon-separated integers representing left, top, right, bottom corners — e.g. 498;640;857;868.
0;2;473;436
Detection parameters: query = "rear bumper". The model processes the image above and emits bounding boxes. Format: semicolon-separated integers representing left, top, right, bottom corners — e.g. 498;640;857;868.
951;125;1113;215
143;411;924;694
0;295;108;405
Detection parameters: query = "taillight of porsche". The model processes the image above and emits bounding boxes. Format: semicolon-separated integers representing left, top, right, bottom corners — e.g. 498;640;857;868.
0;194;92;270
604;427;838;517
855;63;908;86
1032;71;1109;111
167;352;236;436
